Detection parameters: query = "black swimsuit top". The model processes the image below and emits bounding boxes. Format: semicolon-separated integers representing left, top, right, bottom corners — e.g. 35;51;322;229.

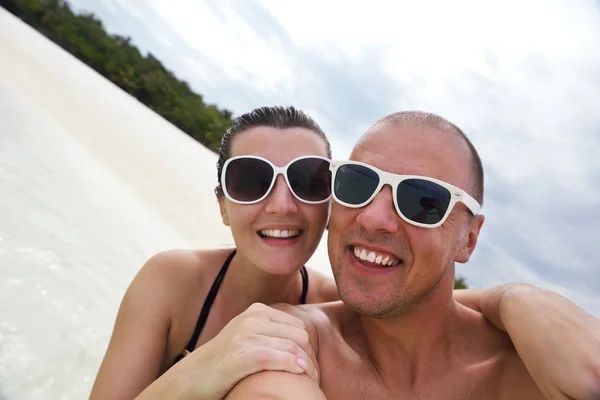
172;249;309;364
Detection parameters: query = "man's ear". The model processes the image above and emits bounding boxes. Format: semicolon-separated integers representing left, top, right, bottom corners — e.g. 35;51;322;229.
218;197;230;226
455;214;485;264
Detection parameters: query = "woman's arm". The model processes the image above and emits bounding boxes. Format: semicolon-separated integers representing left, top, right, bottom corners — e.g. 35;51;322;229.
89;252;181;400
91;251;319;400
135;302;319;400
479;283;600;400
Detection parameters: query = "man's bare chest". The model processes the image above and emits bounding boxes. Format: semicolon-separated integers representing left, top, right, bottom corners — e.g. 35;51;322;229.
317;348;502;400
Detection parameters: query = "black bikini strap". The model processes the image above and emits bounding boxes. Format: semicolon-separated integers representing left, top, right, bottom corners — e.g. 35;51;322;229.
299;266;309;304
181;249;236;357
174;251;307;365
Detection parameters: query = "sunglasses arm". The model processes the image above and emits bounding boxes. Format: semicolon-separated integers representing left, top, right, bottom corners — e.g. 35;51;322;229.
458;192;481;215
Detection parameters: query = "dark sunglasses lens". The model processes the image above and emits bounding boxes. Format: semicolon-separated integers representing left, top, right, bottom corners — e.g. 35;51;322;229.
334;164;380;205
224;158;274;202
287;158;332;201
397;179;451;224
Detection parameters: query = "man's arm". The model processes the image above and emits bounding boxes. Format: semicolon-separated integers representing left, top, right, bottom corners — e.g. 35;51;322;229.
224;371;326;400
480;283;600;400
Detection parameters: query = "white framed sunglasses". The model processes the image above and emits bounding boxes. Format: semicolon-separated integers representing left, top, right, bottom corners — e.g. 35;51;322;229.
221;155;332;205
329;160;481;228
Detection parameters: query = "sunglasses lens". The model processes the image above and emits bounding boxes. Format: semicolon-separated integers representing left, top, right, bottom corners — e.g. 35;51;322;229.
397;179;451;224
287;158;332;202
334;164;380;205
224;158;274;202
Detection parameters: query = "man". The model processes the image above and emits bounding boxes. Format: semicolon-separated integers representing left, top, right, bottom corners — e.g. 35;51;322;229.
225;111;600;399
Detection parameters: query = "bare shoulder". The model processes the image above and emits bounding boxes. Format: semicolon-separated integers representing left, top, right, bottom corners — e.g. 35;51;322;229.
132;248;237;359
138;247;228;278
132;248;233;302
123;249;197;312
304;267;339;303
89;248;235;399
130;247;238;331
498;348;546;400
272;301;349;350
116;248;230;337
453;304;545;399
272;301;346;328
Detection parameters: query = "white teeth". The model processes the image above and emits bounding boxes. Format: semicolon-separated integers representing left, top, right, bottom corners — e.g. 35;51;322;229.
359;249;367;260
366;252;376;262
353;246;400;267
260;229;300;238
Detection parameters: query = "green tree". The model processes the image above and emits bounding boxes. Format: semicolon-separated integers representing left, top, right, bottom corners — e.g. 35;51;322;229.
1;0;233;153
454;276;468;289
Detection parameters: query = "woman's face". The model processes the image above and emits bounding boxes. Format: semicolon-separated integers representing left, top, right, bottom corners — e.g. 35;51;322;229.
218;126;331;275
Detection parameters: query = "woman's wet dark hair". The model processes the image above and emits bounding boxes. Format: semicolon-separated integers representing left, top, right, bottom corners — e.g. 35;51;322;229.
215;105;332;198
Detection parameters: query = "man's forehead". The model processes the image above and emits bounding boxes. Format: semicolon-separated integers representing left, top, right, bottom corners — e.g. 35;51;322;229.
353;121;464;155
350;121;471;180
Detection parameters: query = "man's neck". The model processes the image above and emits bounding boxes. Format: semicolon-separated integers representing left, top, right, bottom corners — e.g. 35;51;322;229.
359;280;460;389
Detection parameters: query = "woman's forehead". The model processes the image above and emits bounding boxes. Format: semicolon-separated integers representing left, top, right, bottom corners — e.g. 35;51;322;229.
230;126;329;164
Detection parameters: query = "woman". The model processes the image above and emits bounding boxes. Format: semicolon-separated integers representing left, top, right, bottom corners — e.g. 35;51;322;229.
90;106;598;400
90;106;337;400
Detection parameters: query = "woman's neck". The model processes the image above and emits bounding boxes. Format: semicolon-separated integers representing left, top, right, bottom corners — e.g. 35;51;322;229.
221;249;305;311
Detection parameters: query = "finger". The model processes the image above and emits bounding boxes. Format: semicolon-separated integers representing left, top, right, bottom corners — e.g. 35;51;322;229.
261;336;316;376
235;304;316;365
254;328;317;380
241;344;318;381
245;303;306;329
231;308;311;357
266;307;307;329
236;317;317;377
257;325;314;360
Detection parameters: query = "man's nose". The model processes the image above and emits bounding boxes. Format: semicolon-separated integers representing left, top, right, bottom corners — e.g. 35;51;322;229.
264;175;298;216
355;185;400;234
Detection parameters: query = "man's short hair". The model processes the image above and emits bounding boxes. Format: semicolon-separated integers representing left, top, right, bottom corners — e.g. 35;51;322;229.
376;111;484;205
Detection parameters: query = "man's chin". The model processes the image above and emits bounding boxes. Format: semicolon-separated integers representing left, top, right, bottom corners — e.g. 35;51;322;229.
339;289;401;319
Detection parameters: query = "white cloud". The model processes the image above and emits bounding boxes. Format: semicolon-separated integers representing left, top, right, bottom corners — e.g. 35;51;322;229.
147;0;294;89
67;0;600;315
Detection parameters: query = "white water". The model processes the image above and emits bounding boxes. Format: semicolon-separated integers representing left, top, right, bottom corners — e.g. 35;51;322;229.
0;9;331;399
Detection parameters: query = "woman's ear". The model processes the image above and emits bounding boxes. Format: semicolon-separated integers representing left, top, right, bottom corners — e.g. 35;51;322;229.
218;197;230;226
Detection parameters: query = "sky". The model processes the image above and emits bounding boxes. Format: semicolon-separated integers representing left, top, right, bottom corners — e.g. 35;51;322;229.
66;0;600;315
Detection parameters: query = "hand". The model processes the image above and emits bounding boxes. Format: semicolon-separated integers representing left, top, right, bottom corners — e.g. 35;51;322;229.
178;303;319;400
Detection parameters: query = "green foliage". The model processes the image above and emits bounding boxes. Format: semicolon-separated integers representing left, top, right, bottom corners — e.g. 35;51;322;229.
454;276;468;289
1;0;233;152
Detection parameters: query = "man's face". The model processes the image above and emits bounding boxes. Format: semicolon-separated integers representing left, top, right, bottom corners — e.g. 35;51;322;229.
327;121;484;318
